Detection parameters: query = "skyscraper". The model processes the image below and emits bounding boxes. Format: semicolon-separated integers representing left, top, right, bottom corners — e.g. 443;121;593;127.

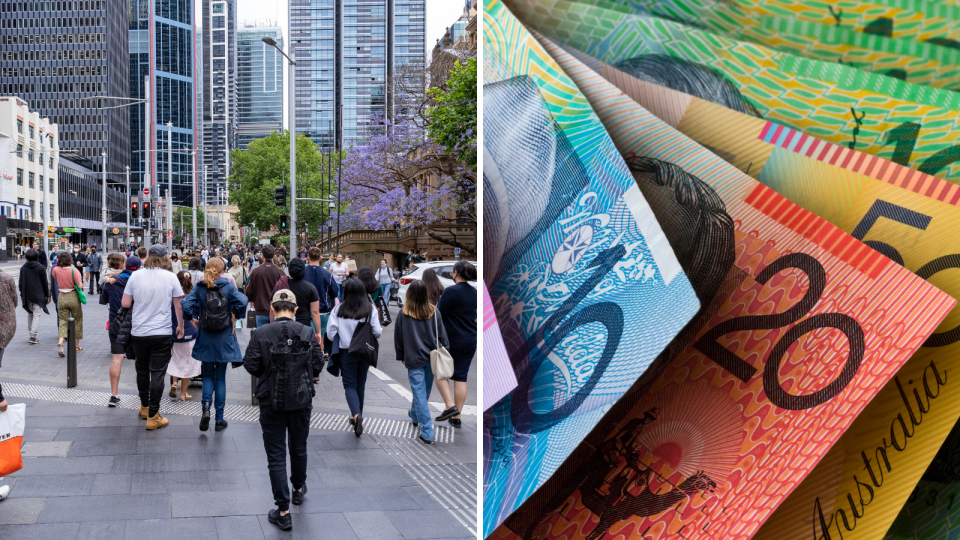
290;0;426;151
201;0;236;202
129;0;197;207
0;0;131;175
236;22;282;150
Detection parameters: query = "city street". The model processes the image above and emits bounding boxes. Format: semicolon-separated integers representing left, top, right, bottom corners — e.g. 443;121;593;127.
0;256;477;539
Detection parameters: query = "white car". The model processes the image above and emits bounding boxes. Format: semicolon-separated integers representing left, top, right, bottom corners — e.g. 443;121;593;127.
395;260;479;307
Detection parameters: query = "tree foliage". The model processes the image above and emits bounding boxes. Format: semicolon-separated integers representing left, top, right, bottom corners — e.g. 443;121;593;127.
228;131;340;242
427;57;477;170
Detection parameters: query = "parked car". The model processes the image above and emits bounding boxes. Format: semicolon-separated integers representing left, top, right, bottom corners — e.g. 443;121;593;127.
396;260;479;307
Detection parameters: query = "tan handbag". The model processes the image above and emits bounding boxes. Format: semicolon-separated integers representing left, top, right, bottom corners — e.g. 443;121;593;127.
429;312;454;381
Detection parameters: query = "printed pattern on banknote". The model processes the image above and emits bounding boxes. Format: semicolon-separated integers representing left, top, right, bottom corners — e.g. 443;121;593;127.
483;282;517;411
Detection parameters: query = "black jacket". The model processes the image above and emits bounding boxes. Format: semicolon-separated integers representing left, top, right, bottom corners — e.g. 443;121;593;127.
243;318;324;403
19;260;50;314
37;248;47;268
395;311;449;369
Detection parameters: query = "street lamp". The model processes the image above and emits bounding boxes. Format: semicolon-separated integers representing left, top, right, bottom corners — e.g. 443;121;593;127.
262;35;298;257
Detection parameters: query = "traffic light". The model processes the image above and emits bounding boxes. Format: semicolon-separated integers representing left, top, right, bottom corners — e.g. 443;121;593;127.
131;202;138;218
280;216;288;230
274;185;287;207
142;201;151;219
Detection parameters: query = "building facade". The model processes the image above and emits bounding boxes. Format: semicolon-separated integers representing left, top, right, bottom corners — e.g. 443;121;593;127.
200;0;237;202
236;22;282;150
0;97;59;246
58;153;126;248
0;0;131;175
129;0;197;211
290;0;425;150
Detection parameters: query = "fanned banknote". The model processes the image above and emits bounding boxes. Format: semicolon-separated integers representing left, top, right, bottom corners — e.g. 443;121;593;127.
482;0;700;536
561;42;960;540
483;282;517;411
487;24;956;540
508;0;960;186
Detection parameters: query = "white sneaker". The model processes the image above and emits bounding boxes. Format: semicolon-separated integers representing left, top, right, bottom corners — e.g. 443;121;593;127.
0;485;10;501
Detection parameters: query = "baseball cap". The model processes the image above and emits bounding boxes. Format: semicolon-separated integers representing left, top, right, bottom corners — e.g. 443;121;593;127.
271;289;297;304
148;244;167;257
125;256;142;270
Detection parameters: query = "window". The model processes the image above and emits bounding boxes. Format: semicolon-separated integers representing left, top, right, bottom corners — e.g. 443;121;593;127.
16;119;22;133
16;169;23;186
49;177;54;193
39;176;43;191
17;198;23;205
16;144;22;158
29;200;34;218
28;172;34;188
27;149;33;162
49;204;54;221
29;125;34;138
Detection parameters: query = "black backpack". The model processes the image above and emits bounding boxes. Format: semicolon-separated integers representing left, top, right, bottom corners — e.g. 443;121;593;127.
201;286;231;331
348;309;380;368
260;322;316;411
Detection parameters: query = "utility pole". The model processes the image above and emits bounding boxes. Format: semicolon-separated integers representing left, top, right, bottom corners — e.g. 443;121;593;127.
101;152;107;252
125;166;130;248
192;150;197;250
288;41;297;258
40;128;47;255
203;165;208;246
145;76;152;246
166;122;173;253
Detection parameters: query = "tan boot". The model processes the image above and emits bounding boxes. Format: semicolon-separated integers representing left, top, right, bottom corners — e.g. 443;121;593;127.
146;413;169;430
139;406;149;419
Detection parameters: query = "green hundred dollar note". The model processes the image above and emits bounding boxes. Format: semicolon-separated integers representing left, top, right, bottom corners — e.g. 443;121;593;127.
508;0;960;187
575;0;960;90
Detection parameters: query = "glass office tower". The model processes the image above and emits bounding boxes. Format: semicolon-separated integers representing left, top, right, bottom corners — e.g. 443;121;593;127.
129;0;196;206
0;0;131;175
236;23;282;150
290;0;425;151
200;0;236;203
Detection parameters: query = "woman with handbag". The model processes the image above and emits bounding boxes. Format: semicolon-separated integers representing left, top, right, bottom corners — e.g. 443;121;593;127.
167;271;201;400
434;260;478;428
327;278;382;437
395;280;450;444
51;253;84;357
358;266;391;326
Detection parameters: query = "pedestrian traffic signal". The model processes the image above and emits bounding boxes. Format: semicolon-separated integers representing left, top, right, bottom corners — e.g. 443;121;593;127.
280;217;288;230
142;201;151;219
275;185;287;207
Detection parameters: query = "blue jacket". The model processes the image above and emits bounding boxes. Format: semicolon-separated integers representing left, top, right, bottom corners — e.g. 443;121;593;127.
304;264;337;313
103;270;132;322
181;277;248;363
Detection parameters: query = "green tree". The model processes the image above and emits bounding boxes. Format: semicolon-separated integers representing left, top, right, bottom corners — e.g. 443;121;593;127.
228;131;341;241
173;206;207;238
427;57;477;170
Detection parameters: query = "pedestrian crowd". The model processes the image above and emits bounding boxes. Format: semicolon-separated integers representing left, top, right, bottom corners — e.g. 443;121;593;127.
0;239;478;531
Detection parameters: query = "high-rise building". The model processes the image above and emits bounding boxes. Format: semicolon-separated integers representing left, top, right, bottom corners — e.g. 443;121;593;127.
0;97;59;238
236;22;282;150
290;0;426;151
129;0;197;208
200;0;237;202
0;0;131;175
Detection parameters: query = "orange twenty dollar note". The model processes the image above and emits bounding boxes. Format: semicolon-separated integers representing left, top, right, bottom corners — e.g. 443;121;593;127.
488;26;957;540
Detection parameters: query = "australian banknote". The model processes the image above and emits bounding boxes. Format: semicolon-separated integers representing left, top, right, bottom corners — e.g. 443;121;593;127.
483;282;516;411
482;0;700;536
507;0;960;187
561;43;960;540
487;23;957;540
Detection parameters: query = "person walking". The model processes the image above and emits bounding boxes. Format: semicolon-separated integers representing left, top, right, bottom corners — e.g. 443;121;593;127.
421;268;444;305
168;271;200;400
86;246;103;294
52;253;84;358
245;244;285;328
19;249;50;345
170;253;183;274
31;241;47;268
122;245;185;430
303;247;337;344
103;256;140;406
434;260;478;428
327;278;382;437
0;266;16;501
375;259;396;307
395;280;449;444
74;246;87;286
228;255;249;289
181;257;248;431
329;254;348;301
358;266;390;326
243;289;323;531
324;253;335;270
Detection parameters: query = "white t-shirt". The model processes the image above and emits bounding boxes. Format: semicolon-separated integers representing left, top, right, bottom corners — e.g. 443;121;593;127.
125;268;184;337
330;262;348;284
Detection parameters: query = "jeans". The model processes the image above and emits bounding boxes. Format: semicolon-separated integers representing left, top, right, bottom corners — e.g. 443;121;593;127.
259;404;311;512
256;315;271;328
335;281;344;302
202;362;228;421
339;350;369;417
27;304;42;339
407;363;435;441
131;334;174;417
380;283;392;305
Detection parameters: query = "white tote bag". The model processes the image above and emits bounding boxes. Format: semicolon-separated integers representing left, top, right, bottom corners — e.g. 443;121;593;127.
0;403;26;477
430;313;455;381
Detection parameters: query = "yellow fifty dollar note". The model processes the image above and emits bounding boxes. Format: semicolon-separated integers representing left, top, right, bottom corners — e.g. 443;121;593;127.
564;46;960;540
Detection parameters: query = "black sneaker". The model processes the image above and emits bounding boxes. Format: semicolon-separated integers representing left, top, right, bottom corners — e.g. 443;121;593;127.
292;483;307;505
28;337;38;344
108;395;120;407
435;406;459;422
449;417;462;429
215;419;228;432
408;410;419;427
419;435;433;445
268;508;292;531
354;415;363;437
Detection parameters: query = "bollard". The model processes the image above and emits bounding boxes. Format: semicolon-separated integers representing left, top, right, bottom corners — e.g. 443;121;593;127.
67;316;77;388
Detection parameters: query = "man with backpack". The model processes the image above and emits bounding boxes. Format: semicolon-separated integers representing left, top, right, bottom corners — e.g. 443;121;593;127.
243;289;324;531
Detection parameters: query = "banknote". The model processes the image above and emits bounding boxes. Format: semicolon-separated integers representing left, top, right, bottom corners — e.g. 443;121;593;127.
482;0;700;536
564;44;960;540
507;0;960;187
579;0;960;90
483;282;517;411
487;25;957;540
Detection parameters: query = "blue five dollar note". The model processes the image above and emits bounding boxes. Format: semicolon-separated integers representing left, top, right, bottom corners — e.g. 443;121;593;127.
482;5;701;534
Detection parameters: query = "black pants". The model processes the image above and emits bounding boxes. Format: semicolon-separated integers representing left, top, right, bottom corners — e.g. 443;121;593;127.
88;271;100;293
131;334;174;416
259;404;311;512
